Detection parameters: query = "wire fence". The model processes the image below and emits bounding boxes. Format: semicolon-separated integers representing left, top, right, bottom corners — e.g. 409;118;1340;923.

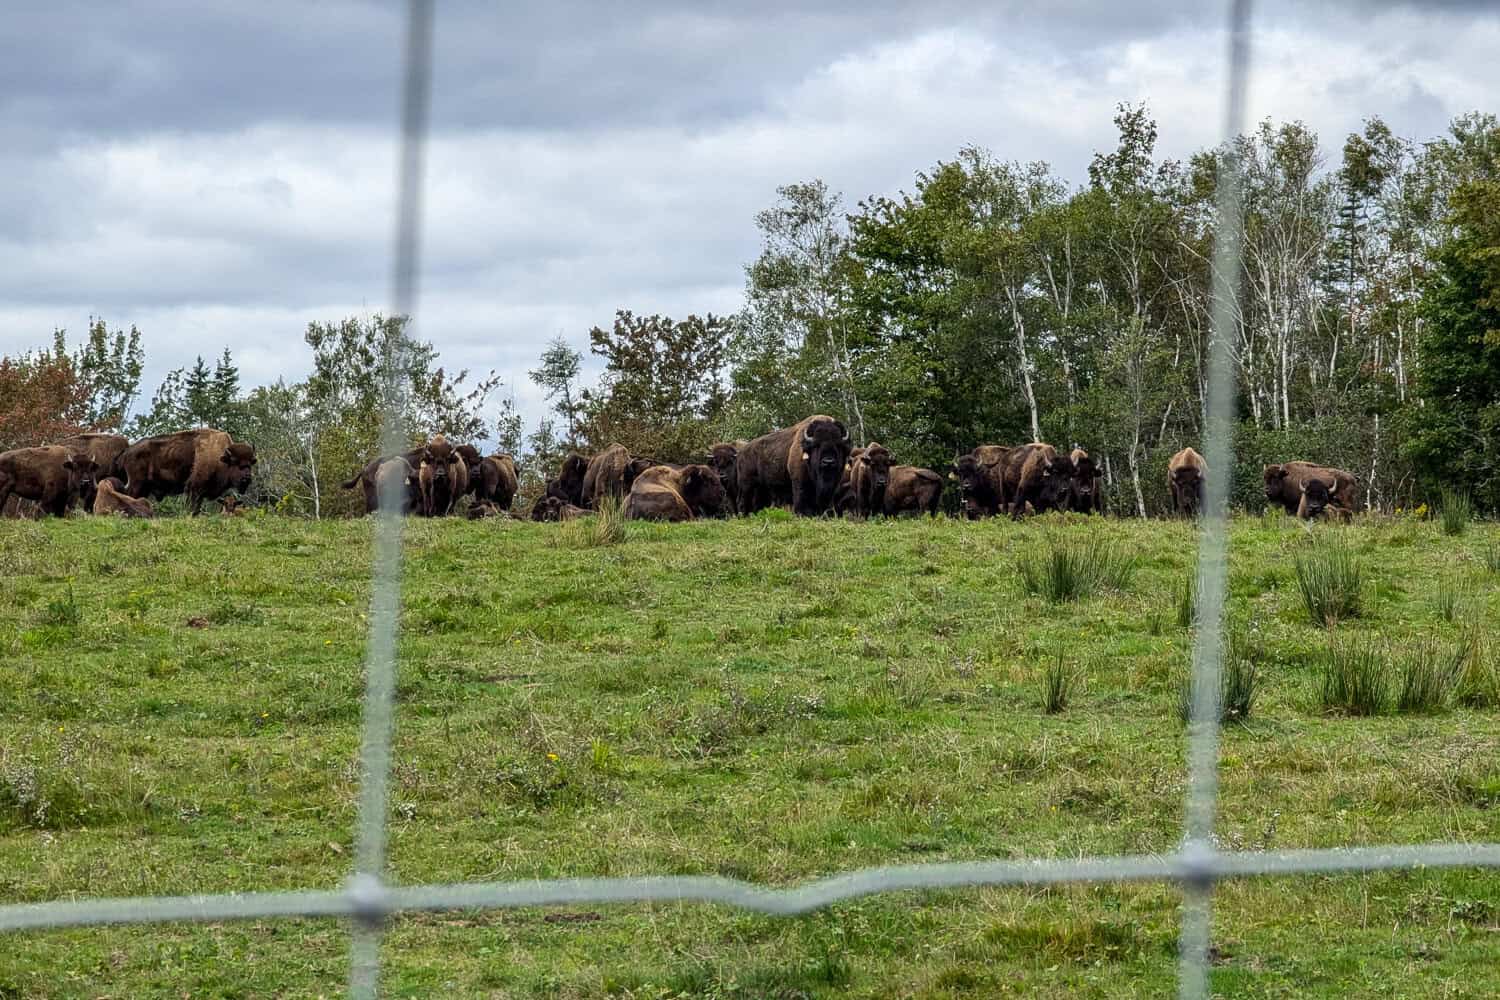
3;1;1499;997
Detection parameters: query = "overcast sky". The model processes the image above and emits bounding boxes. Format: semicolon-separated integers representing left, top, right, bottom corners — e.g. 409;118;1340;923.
2;1;1496;435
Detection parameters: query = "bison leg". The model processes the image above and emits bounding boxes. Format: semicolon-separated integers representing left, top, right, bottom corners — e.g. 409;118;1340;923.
188;491;205;516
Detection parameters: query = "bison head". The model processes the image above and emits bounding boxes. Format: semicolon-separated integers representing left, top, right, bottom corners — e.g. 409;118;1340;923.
624;457;656;491
64;454;98;501
1070;453;1101;506
1035;454;1075;512
219;443;258;492
949;455;988;515
708;443;738;493
801;417;851;508
531;494;564;522
423;438;456;484
1263;464;1288;501
858;443;893;507
678;464;728;518
1299;478;1331;518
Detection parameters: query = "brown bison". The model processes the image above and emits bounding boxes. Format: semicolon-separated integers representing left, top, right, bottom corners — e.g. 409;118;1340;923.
1264;462;1357;515
1167;447;1207;517
417;434;468;517
581;444;655;508
454;444;484;491
545;453;589;507
949;444;1010;518
1003;443;1074;518
93;477;153;517
0;446;97;517
737;414;852;516
884;466;944;517
708;441;746;514
117;428;256;515
342;450;426;515
841;442;893;517
470;453;519;510
1068;448;1104;514
1296;477;1353;523
624;464;727;521
55;433;129;509
467;499;506;520
530;494;591;522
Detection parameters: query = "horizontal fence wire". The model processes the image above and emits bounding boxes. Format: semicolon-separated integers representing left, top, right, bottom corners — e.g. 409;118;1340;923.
4;843;1500;934
4;2;1499;998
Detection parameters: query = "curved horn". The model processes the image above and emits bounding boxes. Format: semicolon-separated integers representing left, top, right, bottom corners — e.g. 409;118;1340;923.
839;422;850;443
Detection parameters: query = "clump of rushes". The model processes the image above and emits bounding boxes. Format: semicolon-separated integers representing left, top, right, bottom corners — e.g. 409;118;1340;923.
1017;538;1136;603
1040;657;1074;714
1295;536;1363;628
1320;641;1391;716
559;495;626;548
1176;577;1196;629
1440;489;1473;536
1176;632;1259;725
1396;639;1469;714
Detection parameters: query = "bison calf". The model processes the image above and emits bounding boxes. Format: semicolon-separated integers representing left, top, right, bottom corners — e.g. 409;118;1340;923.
93;478;154;518
530;494;592;522
885;465;944;517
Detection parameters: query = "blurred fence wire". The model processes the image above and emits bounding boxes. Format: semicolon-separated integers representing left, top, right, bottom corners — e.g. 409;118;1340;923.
2;2;1498;998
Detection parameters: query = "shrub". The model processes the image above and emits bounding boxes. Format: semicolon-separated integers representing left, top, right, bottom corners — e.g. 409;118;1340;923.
1440;489;1473;536
558;495;625;549
1295;538;1363;628
1016;538;1136;603
1040;658;1074;714
1396;641;1468;714
1320;642;1390;716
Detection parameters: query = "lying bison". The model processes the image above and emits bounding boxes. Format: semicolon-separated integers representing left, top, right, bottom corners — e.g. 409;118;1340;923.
55;433;129;509
885;465;944;517
707;441;745;514
1167;447;1207;517
530;494;591;522
470;453;519;510
93;477;153;518
737;414;851;516
582;444;654;508
950;445;1009;518
624;464;726;521
417;434;467;517
1264;462;1357;516
1068;448;1104;514
1003;443;1074;517
117;428;256;515
0;446;96;517
1296;477;1352;523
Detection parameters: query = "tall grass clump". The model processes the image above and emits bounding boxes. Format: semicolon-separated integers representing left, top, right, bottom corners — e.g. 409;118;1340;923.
558;495;626;549
1458;630;1500;708
1175;577;1196;629
1482;540;1500;575
1319;642;1391;716
1016;538;1136;603
1295;537;1363;628
1440;489;1473;536
1175;633;1260;725
1396;640;1469;714
1433;580;1471;624
1039;657;1074;714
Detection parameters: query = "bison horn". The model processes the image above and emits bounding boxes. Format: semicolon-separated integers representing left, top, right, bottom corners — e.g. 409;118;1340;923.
802;430;815;448
839;422;850;443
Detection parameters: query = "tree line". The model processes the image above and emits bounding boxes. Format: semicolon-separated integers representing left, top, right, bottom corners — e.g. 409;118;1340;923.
5;105;1499;516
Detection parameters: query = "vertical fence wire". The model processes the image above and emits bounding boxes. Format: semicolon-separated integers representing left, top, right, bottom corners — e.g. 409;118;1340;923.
349;1;436;996
1178;2;1253;996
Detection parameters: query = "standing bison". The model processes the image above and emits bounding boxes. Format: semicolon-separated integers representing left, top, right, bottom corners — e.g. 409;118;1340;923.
0;446;96;517
1003;443;1074;518
417;434;467;517
950;445;1010;518
1264;462;1357;515
841;442;893;517
1068;448;1104;514
470;453;519;511
545;453;589;507
343;450;426;515
707;441;745;514
624;464;727;521
737;415;851;516
1167;447;1207;517
884;465;944;517
116;429;255;515
581;444;654;508
55;433;129;510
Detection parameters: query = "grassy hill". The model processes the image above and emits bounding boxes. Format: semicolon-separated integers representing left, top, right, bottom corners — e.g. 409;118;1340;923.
1;511;1498;998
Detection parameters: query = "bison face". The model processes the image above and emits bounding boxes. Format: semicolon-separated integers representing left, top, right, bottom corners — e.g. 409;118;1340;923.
708;444;738;492
679;464;727;517
624;457;656;490
220;444;258;491
1263;464;1288;501
1299;479;1330;518
1174;467;1204;513
65;456;98;499
862;445;893;493
1070;457;1100;504
1036;456;1074;511
801;418;851;506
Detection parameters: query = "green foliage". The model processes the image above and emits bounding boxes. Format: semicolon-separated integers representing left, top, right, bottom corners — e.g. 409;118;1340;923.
556;494;625;549
1396;641;1469;714
1295;537;1364;627
1320;642;1392;716
1440;489;1473;535
1016;537;1136;602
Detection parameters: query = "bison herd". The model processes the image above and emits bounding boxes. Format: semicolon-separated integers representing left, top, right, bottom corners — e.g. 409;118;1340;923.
0;418;1361;525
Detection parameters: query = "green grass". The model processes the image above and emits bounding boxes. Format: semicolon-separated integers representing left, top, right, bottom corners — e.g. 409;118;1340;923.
1295;534;1364;628
1440;489;1474;537
2;512;1499;998
1016;536;1137;602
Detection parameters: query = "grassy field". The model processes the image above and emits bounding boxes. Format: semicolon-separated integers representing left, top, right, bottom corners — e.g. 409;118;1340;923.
1;510;1498;998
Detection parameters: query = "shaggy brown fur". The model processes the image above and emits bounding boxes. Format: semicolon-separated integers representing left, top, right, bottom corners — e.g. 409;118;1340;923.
1167;447;1207;517
884;465;944;517
117;428;256;515
736;414;851;516
624;464;727;521
1264;461;1357;515
93;477;154;517
0;446;96;517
